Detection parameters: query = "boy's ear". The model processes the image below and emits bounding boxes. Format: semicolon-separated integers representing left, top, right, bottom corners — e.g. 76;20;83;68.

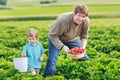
26;36;28;39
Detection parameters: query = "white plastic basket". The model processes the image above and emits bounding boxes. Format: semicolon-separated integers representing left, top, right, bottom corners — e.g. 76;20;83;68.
13;57;28;72
68;53;84;60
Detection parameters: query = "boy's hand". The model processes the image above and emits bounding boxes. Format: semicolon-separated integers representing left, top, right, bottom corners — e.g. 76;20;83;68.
22;52;26;57
40;57;43;62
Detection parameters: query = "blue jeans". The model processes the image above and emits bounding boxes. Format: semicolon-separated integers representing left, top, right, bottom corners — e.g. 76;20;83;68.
44;38;89;77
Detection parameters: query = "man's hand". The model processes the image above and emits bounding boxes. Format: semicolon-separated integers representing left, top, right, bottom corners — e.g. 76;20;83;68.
62;45;70;54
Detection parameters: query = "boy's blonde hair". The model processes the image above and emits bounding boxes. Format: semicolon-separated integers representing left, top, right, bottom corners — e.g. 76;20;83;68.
26;28;38;39
74;4;88;16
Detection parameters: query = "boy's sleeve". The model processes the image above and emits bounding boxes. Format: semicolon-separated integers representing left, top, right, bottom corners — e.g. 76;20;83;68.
22;45;27;54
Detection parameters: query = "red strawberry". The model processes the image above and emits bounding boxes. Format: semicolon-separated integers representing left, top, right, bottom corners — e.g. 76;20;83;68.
70;47;84;54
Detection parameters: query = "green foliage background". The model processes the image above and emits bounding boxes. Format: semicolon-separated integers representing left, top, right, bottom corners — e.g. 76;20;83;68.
0;0;120;80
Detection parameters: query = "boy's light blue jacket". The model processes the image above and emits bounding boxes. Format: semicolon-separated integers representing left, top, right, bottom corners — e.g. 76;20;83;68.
22;41;45;68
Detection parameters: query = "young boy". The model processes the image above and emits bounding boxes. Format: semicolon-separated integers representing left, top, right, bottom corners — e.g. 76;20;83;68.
22;28;45;75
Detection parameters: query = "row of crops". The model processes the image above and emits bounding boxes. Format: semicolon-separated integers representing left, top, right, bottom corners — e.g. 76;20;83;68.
0;18;120;79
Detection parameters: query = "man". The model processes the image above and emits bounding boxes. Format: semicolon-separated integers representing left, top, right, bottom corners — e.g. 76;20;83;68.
44;4;90;77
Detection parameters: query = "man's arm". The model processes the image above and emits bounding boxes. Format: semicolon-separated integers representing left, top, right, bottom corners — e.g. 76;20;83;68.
81;38;87;49
49;15;66;50
80;17;90;48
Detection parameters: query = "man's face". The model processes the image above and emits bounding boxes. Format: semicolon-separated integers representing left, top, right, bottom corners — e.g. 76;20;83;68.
73;13;86;25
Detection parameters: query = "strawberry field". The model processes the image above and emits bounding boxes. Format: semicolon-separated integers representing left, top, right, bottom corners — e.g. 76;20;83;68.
0;0;120;80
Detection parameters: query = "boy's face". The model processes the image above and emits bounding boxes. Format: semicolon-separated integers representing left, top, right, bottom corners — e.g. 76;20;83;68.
27;37;37;46
73;13;86;25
